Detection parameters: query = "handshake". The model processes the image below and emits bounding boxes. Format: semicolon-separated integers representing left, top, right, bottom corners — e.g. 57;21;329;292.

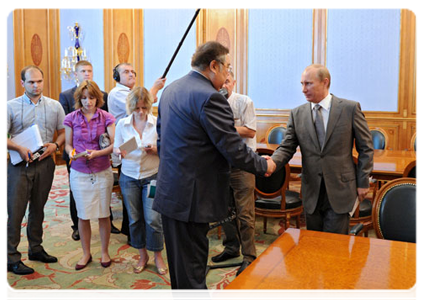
263;155;276;177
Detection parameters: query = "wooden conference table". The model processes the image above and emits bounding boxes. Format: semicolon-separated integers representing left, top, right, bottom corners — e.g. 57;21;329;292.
225;228;416;289
257;143;416;180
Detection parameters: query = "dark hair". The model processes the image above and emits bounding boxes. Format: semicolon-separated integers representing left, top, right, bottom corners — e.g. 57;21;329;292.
21;65;44;81
191;41;229;71
74;80;105;109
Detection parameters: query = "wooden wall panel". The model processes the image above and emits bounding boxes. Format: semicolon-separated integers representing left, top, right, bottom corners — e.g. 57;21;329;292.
199;9;248;95
103;9;143;93
13;9;61;100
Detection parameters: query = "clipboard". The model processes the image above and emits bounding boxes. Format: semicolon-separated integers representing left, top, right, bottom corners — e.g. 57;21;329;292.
119;136;138;154
9;124;44;165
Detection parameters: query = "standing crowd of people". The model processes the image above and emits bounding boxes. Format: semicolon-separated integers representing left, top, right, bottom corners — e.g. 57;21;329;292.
7;41;373;290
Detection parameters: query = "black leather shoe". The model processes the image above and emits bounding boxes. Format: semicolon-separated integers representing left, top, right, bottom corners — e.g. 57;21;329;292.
72;229;80;241
28;250;58;263
236;260;251;276
7;261;34;275
211;251;240;263
111;223;121;234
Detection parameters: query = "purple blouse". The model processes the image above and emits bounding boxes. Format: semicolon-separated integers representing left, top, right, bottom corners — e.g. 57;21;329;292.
64;108;115;173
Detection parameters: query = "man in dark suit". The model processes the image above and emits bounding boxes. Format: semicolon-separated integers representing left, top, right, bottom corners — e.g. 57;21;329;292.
59;60;119;241
270;64;374;234
153;41;276;289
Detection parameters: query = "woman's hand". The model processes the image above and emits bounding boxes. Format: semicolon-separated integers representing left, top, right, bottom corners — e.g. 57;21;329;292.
85;149;99;160
144;145;158;155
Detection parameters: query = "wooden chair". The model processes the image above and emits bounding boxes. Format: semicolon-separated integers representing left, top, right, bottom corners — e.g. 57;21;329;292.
403;160;416;178
410;132;416;151
372;178;416;242
349;157;378;236
350;178;416;242
265;125;286;146
254;148;303;234
265;125;301;187
370;127;388;150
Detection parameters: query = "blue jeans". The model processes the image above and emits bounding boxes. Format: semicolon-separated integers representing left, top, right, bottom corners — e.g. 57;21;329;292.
119;172;164;251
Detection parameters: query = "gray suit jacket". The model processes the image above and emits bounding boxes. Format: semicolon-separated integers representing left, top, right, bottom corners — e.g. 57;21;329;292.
271;95;373;215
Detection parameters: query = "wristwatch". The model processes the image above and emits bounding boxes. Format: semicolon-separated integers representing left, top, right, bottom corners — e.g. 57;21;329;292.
54;142;60;151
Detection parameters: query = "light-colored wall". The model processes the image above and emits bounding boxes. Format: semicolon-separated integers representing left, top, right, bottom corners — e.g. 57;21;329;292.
7;12;15;100
144;9;197;106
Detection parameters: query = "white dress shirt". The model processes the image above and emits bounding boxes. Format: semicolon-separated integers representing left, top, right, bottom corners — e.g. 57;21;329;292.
108;83;131;124
311;93;332;131
114;113;159;180
227;92;257;151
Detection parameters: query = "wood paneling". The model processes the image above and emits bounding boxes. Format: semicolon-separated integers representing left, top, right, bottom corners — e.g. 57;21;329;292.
103;9;143;93
13;9;61;100
312;9;327;65
198;9;248;95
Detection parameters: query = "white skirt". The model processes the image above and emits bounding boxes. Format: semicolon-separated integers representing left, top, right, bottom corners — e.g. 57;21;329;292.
70;167;113;220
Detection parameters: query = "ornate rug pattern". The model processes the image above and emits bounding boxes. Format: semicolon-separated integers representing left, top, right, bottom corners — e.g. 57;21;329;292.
7;165;306;290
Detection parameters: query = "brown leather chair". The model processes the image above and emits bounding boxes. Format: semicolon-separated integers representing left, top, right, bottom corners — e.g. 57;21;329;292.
254;148;303;234
350;178;420;243
403;160;416;178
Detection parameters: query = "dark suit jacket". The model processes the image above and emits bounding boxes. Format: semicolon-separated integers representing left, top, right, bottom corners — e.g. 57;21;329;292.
153;71;268;223
59;86;109;159
271;95;374;215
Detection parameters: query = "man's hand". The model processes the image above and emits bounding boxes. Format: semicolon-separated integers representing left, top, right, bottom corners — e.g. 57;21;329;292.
357;187;369;202
19;146;32;163
150;77;167;103
263;155;276;177
38;143;56;161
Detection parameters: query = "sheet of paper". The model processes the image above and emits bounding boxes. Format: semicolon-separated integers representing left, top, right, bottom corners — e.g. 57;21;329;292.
349;196;360;217
9;124;44;165
119;136;138;154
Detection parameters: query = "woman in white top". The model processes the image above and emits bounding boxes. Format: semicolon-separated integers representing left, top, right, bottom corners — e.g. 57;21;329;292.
113;87;167;275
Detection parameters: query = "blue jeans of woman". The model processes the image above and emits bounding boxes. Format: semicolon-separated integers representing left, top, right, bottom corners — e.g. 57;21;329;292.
119;172;164;251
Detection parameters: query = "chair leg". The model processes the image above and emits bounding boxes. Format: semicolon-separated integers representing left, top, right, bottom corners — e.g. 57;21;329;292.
263;217;267;234
285;216;290;229
295;215;301;229
217;226;221;239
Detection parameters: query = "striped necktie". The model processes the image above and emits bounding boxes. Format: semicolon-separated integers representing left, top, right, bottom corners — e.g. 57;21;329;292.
314;104;325;150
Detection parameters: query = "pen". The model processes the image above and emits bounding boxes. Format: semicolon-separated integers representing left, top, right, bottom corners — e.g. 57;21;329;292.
70;149;75;166
26;153;30;168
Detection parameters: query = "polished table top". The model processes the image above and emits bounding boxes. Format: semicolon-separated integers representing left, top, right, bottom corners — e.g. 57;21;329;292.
257;143;416;178
225;228;416;289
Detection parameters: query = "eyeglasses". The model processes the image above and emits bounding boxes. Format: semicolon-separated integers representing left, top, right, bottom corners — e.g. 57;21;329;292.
217;61;233;73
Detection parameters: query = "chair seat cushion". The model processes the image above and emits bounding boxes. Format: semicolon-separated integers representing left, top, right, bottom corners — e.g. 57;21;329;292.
358;199;372;217
256;191;302;210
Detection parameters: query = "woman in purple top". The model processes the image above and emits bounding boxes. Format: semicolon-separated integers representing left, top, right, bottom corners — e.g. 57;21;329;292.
64;80;116;270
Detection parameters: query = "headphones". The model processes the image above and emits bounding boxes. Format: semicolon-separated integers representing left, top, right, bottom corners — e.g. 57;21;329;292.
113;63;137;83
113;63;121;82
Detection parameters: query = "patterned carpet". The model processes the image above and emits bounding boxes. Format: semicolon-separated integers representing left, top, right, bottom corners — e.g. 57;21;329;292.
7;165;305;290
